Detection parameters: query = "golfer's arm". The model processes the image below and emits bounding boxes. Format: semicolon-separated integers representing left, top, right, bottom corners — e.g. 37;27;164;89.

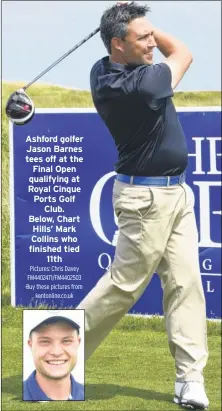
154;28;193;89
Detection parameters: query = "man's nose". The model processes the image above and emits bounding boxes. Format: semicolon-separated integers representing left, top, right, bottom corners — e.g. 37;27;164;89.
147;35;157;48
49;343;64;356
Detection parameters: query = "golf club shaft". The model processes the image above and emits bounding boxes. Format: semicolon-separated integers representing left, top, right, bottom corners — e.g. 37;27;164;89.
23;27;100;91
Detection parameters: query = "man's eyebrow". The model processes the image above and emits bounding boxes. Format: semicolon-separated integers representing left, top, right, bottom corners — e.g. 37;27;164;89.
36;335;76;340
137;30;154;38
37;336;51;340
62;336;76;340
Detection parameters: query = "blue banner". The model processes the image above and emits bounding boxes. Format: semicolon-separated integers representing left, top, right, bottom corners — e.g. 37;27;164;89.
10;107;221;318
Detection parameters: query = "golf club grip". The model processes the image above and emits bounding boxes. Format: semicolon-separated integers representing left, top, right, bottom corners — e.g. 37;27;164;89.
23;27;100;91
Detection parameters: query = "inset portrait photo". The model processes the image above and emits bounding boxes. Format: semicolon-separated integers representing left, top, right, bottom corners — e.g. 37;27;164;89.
23;309;85;401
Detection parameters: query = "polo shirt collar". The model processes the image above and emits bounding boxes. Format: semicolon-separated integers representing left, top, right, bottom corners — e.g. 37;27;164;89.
27;370;76;401
102;56;139;72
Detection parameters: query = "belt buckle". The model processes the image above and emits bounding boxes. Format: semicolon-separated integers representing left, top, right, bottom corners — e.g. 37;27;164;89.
130;176;134;185
179;172;185;184
167;176;170;187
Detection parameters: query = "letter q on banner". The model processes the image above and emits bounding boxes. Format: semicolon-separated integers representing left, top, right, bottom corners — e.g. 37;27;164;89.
90;171;118;245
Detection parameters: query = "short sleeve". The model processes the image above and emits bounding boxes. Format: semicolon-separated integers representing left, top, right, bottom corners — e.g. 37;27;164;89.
135;63;173;99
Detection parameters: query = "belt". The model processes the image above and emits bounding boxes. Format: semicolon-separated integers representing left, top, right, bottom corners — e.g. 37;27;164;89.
116;172;186;186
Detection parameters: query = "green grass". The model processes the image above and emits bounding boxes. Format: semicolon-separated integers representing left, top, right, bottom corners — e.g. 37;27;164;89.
1;83;221;410
2;306;222;411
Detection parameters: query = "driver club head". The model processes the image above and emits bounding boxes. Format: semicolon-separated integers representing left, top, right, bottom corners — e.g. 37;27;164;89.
5;89;35;125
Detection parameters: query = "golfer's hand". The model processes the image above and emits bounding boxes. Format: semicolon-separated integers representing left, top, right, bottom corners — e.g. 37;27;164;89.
117;1;132;5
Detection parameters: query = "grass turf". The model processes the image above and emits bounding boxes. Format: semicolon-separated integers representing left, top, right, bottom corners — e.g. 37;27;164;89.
2;308;221;410
2;307;222;411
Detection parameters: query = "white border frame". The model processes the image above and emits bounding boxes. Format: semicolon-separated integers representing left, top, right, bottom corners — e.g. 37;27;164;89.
9;107;221;306
9;121;16;306
33;106;221;113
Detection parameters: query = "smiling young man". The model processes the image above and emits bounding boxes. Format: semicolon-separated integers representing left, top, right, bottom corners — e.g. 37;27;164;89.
23;313;84;401
77;1;209;410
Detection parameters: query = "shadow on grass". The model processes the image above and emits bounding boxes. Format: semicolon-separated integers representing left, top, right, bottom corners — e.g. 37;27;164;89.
2;375;173;403
2;375;22;402
1;293;11;307
86;383;173;402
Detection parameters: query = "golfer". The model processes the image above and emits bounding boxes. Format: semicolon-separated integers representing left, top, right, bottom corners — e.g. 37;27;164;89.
23;311;84;401
77;1;209;409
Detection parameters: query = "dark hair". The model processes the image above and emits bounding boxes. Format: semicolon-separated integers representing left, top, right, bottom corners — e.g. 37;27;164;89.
29;316;80;338
100;2;150;55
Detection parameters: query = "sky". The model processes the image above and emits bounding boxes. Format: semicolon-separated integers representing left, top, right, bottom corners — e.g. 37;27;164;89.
2;1;221;91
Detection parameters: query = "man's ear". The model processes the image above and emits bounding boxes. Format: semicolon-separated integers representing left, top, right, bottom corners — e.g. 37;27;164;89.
77;336;81;347
111;37;125;53
28;338;32;349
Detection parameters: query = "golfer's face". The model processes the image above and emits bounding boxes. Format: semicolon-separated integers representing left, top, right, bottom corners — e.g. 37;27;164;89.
122;17;156;65
28;323;80;380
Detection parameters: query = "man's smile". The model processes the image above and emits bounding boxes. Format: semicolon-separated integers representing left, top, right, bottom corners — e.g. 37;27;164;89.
45;360;68;365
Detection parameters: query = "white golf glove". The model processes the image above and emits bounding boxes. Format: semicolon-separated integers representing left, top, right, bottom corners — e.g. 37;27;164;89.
117;1;133;5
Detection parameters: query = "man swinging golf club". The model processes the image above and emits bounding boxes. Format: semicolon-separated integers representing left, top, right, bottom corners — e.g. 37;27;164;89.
77;2;209;410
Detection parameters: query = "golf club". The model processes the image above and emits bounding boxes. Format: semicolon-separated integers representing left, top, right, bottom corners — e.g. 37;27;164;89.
5;27;100;125
5;1;134;125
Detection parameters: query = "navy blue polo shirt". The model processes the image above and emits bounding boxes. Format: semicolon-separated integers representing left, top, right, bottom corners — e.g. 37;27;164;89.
90;56;188;176
23;371;84;401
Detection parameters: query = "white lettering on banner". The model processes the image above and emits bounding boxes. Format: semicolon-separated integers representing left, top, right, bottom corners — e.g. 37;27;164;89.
206;281;215;293
54;146;83;153
98;253;112;270
193;181;222;247
202;259;212;271
188;137;222;174
60;136;84;144
90;171;117;245
46;155;57;163
55;166;77;173
26;135;58;143
206;138;222;175
26;145;52;153
188;138;205;174
33;165;53;172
